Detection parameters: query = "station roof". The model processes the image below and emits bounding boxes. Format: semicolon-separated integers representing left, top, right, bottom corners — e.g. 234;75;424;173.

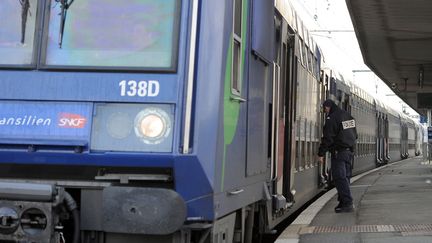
345;0;432;115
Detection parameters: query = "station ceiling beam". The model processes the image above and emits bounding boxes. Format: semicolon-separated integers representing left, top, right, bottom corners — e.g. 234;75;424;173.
346;0;432;115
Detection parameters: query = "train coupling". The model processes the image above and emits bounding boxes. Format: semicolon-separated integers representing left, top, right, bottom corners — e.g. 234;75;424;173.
0;182;77;243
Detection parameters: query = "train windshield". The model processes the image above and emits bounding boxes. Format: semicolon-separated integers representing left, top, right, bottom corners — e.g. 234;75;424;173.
0;0;38;65
45;0;180;70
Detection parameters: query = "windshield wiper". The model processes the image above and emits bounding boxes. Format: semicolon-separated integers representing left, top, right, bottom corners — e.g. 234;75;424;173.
20;0;30;44
56;0;74;48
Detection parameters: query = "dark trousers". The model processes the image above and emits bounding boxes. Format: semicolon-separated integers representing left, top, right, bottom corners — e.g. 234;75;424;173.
331;150;353;206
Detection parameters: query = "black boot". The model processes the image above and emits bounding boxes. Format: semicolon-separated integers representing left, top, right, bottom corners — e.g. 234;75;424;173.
334;204;354;213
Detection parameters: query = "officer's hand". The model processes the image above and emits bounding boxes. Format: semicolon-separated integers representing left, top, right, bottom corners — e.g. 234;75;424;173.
318;156;324;164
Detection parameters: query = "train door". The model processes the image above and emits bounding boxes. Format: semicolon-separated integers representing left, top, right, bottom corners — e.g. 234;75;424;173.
376;112;384;164
280;23;296;202
384;115;390;162
246;0;274;178
400;120;407;159
269;14;296;204
414;125;419;156
270;16;283;197
269;15;287;201
282;32;297;202
282;29;298;203
380;113;384;162
319;70;330;185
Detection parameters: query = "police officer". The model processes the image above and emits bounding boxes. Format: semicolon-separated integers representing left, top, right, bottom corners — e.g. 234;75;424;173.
318;99;357;213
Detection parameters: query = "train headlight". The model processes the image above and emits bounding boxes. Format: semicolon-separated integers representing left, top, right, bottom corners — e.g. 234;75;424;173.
91;104;174;152
137;114;164;138
134;108;171;144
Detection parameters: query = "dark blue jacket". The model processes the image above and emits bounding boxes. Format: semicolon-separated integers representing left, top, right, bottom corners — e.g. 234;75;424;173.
318;100;357;156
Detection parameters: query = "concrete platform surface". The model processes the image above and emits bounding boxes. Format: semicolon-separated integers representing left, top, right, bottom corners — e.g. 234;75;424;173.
276;157;432;243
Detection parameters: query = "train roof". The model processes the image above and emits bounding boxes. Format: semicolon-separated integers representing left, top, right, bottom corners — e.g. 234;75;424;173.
275;0;318;56
386;105;402;118
276;0;416;121
373;98;389;113
275;1;296;32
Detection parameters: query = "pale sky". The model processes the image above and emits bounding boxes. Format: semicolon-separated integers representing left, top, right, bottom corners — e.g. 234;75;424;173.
290;0;419;118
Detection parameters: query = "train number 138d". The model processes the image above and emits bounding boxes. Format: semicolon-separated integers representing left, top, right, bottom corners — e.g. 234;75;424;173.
119;80;160;97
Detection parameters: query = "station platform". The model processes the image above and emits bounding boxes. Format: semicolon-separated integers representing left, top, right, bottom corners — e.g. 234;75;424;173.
276;157;432;243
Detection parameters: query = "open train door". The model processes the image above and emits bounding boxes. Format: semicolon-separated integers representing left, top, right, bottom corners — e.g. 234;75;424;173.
318;69;331;187
268;13;296;206
281;27;297;203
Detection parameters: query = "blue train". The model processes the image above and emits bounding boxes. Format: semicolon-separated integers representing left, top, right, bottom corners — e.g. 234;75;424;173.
0;0;425;242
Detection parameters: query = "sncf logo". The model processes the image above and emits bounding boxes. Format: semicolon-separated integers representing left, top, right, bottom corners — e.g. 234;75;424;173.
58;113;87;128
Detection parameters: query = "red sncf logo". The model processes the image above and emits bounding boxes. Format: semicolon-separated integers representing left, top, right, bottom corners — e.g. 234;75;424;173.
58;113;87;128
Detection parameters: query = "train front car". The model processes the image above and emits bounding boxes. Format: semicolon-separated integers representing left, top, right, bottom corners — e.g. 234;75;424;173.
0;0;290;242
0;0;201;242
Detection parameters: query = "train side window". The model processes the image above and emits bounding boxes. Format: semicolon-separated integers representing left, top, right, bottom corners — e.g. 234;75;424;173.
234;0;242;37
309;52;315;76
358;142;361;155
298;39;305;66
232;0;243;95
295;121;300;171
337;90;343;103
304;140;309;168
302;42;308;70
232;41;241;94
295;140;300;172
330;78;337;95
314;56;319;77
300;120;305;170
308;50;313;73
355;143;358;157
308;141;312;168
312;142;316;166
363;142;366;155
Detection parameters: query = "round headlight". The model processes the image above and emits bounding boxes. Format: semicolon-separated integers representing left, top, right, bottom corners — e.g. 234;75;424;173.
139;114;165;138
134;108;171;144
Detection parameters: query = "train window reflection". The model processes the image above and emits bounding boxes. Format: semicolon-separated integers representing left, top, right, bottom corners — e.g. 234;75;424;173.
0;0;38;65
44;0;180;69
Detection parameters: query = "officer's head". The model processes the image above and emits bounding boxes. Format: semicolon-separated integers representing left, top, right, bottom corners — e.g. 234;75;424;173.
322;99;335;114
